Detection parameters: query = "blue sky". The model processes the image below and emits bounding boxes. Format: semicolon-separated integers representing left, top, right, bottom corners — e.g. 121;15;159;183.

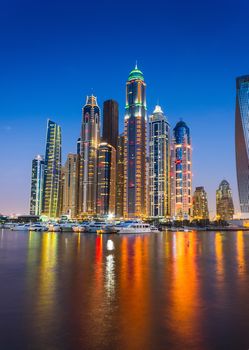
0;0;248;216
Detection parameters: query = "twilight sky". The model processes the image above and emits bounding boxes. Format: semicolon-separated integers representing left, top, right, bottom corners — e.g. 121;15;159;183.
0;0;249;217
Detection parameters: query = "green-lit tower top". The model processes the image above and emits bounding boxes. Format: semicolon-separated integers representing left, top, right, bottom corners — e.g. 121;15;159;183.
128;63;144;81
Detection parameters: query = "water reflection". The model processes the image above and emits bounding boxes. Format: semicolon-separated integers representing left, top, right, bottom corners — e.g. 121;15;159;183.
0;230;249;349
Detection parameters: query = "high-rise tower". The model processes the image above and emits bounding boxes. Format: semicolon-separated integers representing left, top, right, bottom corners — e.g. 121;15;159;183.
193;186;209;220
116;134;124;217
79;95;100;215
42;120;62;218
62;153;79;218
124;65;147;218
103;100;119;150
96;143;116;216
149;105;170;218
171;121;192;220
30;155;45;216
235;75;249;213
216;180;234;221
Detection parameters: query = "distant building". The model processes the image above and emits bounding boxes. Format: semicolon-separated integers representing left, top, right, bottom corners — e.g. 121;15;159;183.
103;100;119;150
216;180;234;220
124;65;147;218
171;121;192;220
96;143;116;216
62;154;79;218
79;95;100;215
193;186;209;220
235;75;249;213
116;134;124;217
149;105;170;218
42;120;62;218
30;155;45;216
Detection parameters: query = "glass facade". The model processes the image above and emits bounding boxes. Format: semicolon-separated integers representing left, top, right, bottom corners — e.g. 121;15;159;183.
235;75;249;213
42;120;62;218
30;155;45;215
61;153;79;218
79;95;100;215
116;134;124;218
96;143;116;216
149;105;170;218
171;121;192;220
124;65;147;218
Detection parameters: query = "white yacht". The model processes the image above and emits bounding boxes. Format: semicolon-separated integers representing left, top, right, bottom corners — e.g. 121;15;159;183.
11;224;30;231
114;221;156;234
85;222;107;233
29;223;47;232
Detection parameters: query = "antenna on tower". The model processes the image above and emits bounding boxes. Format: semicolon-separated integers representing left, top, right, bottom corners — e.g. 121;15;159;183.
135;60;138;69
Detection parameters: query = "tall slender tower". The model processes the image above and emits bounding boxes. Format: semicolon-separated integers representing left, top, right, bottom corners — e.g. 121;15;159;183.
124;65;147;218
42;119;62;218
79;95;100;215
149;105;170;218
235;75;249;214
96;143;116;216
30;155;45;215
62;154;79;218
103;100;119;150
171;121;192;220
116;133;124;217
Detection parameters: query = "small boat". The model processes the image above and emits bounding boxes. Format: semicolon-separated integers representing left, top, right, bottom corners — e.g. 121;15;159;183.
11;224;30;231
48;223;61;232
59;222;76;232
29;223;48;232
150;225;160;232
3;222;16;229
72;224;88;233
97;224;118;234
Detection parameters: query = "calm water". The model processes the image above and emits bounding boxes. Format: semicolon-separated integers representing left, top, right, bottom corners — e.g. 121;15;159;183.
1;229;249;350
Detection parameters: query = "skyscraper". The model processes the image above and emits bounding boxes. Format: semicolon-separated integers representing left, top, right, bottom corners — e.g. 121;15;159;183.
124;65;147;218
30;155;45;215
79;95;100;215
149;105;170;218
216;180;234;221
171;121;192;220
42;119;62;218
116;133;124;217
96;143;116;216
193;186;209;220
235;75;249;213
77;137;81;155
103;100;119;150
62;153;79;218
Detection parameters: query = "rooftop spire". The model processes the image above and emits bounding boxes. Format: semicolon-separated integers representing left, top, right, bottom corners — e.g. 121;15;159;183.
135;60;138;69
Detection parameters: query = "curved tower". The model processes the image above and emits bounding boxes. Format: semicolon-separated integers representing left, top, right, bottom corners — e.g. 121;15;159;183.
124;65;147;218
79;95;100;215
171;120;192;220
235;75;249;213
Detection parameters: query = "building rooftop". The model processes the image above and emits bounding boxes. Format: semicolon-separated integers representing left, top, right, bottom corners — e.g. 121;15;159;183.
128;64;144;81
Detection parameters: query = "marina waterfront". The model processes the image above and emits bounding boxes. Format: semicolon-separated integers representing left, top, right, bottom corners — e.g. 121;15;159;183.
1;229;249;349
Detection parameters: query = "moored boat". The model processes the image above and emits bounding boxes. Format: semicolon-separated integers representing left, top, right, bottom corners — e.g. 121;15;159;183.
11;224;30;231
29;223;48;232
